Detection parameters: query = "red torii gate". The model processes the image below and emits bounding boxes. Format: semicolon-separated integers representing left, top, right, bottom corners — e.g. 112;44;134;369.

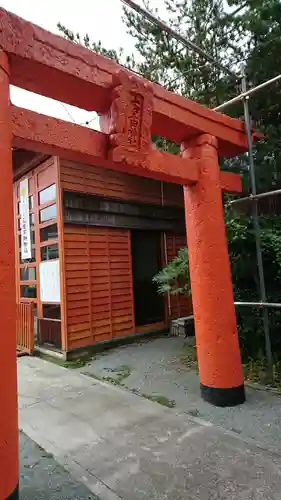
0;8;259;499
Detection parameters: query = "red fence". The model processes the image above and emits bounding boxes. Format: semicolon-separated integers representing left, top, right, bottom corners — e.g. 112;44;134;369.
16;302;35;355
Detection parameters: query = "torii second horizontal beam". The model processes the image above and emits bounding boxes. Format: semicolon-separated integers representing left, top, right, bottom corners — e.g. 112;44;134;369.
11;106;199;185
11;105;241;193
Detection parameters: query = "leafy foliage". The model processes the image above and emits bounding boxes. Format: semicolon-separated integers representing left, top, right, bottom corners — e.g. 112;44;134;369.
122;0;242;105
225;210;281;360
153;209;281;361
230;0;281;191
153;247;190;295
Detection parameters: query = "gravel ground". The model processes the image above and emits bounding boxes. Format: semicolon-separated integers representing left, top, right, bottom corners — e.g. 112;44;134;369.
80;335;281;453
20;431;99;499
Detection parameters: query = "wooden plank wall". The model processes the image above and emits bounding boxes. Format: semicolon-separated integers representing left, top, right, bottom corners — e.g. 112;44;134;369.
166;233;192;319
60;160;184;207
60;159;188;350
64;225;134;350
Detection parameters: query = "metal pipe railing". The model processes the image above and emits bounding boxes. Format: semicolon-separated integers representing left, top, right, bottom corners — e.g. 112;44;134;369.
235;302;281;309
214;74;281;112
230;188;281;205
240;75;273;379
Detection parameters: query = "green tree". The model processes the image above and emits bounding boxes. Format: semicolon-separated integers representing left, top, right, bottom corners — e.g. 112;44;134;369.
153;247;190;295
226;0;281;190
58;1;245;105
122;0;244;105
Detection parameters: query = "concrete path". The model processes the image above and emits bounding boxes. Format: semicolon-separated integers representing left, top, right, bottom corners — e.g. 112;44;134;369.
80;336;281;453
18;357;281;499
20;430;98;499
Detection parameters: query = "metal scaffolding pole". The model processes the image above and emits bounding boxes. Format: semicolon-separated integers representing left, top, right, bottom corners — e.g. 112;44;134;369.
230;188;281;205
240;74;273;380
214;73;281;112
120;0;238;79
235;302;281;309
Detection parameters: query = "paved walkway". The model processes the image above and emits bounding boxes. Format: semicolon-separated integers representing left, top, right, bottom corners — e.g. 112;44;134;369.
18;356;281;499
20;431;98;499
80;336;281;453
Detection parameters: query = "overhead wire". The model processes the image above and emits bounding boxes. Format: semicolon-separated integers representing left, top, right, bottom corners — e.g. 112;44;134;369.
60;102;77;124
120;0;239;79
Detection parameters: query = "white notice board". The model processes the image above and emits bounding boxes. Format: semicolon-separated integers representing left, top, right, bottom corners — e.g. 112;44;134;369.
40;259;60;303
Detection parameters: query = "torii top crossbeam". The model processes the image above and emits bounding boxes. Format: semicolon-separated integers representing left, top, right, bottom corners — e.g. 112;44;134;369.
0;7;260;194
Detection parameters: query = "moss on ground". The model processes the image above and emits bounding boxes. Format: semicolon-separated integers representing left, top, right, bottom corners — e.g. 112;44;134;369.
243;357;281;389
106;365;132;383
35;443;54;459
64;358;89;369
35;351;94;369
82;370;175;408
34;352;66;367
179;344;198;372
82;365;131;387
142;393;176;408
178;343;281;390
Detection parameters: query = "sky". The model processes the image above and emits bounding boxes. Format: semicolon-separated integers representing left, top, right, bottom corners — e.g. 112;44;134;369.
1;0;144;129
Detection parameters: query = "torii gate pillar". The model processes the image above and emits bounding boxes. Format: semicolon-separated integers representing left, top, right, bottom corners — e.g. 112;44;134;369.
0;50;18;500
182;134;245;407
